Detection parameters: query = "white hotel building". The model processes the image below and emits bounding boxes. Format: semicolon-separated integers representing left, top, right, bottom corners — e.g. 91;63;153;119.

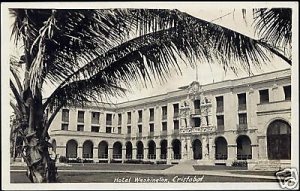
49;68;291;170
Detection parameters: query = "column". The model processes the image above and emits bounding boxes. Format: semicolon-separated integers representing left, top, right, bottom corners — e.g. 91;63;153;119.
77;145;83;159
122;146;126;163
227;144;236;165
202;136;209;160
167;147;172;164
145;147;149;160
108;147;113;163
186;138;191;160
257;135;268;160
156;147;161;161
93;147;98;163
132;148;137;160
251;144;259;160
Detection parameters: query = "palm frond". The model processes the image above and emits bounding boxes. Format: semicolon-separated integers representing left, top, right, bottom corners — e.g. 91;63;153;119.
253;8;291;49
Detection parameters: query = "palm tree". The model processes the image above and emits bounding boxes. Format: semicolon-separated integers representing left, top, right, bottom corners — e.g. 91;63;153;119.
9;8;291;183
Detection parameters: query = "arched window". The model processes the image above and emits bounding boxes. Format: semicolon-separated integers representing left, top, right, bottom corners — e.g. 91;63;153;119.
267;120;291;160
215;137;228;160
236;135;252;160
193;139;202;160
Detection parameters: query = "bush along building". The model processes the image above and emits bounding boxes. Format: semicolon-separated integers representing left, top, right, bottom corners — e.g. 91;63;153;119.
48;68;291;170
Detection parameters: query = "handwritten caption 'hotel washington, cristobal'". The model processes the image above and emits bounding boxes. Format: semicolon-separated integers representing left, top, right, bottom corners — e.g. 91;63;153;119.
113;175;205;183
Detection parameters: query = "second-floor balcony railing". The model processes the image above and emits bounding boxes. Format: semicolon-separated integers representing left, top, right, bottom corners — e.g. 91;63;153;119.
237;124;248;131
98;154;108;159
238;104;247;111
216;125;224;132
148;154;156;159
194;109;201;115
173;112;179;118
173;129;179;135
148;132;154;137
106;120;112;126
149;116;154;122
160;130;167;136
162;115;167;120
216;106;224;113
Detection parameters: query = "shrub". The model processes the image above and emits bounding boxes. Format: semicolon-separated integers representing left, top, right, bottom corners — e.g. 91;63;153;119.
156;160;167;165
59;156;67;163
231;161;248;168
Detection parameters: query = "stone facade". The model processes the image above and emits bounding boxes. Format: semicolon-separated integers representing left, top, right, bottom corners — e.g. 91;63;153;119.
49;68;292;169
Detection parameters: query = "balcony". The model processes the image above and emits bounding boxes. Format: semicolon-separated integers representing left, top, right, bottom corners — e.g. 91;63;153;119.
138;118;142;123
238;104;247;111
148;132;154;137
216;125;224;132
160;130;168;136
193;109;201;115
180;126;216;134
237;124;248;132
91;118;99;125
106;120;112;126
257;100;291;114
173;112;179;119
216;106;224;113
173;129;179;135
149;116;154;122
162;115;167;120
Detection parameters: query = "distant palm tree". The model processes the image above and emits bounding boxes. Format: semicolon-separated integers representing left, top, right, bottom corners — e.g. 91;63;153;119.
9;8;291;183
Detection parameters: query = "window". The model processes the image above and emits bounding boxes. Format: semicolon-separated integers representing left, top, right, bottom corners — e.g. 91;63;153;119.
77;111;84;123
138;125;142;133
127;126;131;134
118;113;122;125
194;100;201;114
127;112;131;124
106;113;112;125
61;124;68;131
194;117;201;127
217;115;224;131
259;89;269;103
62;109;69;122
239;113;247;125
162;106;167;120
162;122;167;131
173;120;179;130
284;85;291;100
238;93;247;110
150;124;154;132
216;96;224;113
106;127;112;133
149;108;154;121
91;112;100;124
173;104;179;118
77;125;84;131
91;126;99;132
117;127;122;134
138;110;142;123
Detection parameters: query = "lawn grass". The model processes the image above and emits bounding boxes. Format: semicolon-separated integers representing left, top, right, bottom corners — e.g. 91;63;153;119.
10;163;172;171
11;171;276;183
